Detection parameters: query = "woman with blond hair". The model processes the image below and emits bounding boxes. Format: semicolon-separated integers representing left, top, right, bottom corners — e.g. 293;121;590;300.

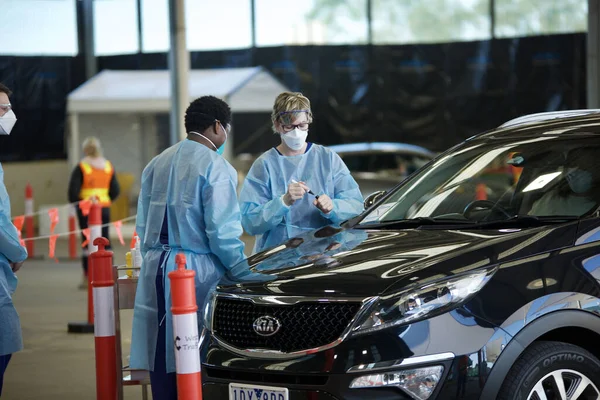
68;136;120;289
239;92;363;253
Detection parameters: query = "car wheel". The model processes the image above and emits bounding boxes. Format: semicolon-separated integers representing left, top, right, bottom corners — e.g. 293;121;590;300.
498;341;600;400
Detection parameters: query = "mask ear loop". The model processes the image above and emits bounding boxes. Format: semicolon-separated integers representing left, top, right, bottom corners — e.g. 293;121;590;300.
188;131;218;151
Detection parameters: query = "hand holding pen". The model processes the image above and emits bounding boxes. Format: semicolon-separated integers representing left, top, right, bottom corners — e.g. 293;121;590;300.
283;180;310;206
290;180;333;214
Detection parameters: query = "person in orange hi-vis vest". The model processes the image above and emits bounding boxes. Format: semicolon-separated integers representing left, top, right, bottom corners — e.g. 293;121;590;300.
68;137;120;289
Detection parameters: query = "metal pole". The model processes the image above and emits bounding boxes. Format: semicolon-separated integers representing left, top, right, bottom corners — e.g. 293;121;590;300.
588;0;600;108
70;113;80;169
83;0;97;79
137;0;143;53
489;0;496;39
367;0;373;44
168;0;190;145
251;0;256;48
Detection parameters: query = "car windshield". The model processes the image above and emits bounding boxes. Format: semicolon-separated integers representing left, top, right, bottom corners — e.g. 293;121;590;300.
358;136;600;226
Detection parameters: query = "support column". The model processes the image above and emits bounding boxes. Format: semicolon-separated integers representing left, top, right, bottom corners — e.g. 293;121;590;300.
588;0;600;108
168;0;190;145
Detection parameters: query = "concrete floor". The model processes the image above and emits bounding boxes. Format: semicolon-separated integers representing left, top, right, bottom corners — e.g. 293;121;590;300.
3;234;255;400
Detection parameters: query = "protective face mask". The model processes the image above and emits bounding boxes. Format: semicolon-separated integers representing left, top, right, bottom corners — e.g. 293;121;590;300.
216;124;227;156
566;169;592;194
281;128;308;151
0;109;17;135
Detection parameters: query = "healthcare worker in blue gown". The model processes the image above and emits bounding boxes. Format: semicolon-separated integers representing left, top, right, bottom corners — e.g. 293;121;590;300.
0;82;28;398
239;91;364;254
130;96;246;399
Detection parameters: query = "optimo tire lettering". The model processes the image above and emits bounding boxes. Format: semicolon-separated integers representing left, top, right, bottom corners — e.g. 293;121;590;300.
543;354;585;367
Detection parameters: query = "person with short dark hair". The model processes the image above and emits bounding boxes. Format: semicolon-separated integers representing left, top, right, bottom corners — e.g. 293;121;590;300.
0;82;27;397
129;95;246;399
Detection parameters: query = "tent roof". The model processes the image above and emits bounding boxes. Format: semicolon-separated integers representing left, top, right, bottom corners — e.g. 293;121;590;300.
67;66;289;114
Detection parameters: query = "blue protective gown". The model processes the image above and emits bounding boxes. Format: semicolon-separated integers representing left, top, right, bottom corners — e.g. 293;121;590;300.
130;140;246;373
0;163;28;357
239;143;364;253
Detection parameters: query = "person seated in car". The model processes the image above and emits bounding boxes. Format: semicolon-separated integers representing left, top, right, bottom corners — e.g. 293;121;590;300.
529;149;599;216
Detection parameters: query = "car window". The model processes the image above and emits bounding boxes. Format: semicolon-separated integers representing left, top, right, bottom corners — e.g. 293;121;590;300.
342;153;429;177
359;137;600;225
342;154;372;172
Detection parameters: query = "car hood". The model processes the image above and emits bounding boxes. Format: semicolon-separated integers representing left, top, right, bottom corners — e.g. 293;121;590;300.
220;223;577;297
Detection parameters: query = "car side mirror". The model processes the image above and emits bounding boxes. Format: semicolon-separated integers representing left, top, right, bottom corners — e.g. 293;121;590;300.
364;190;386;209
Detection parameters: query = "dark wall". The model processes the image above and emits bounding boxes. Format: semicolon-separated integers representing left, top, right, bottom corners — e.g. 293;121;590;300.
0;33;587;161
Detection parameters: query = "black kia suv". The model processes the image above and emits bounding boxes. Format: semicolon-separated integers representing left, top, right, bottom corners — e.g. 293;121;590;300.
201;110;600;399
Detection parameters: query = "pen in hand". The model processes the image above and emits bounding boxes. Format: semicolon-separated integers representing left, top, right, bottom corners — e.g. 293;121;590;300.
291;180;319;199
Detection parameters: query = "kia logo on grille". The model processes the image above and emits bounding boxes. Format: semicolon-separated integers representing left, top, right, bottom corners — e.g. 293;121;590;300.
253;316;281;337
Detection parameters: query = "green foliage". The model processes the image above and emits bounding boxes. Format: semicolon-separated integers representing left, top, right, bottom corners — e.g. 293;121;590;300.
305;0;587;43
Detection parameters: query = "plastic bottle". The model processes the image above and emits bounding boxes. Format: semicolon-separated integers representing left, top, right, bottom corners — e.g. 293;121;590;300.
133;236;143;278
125;251;133;278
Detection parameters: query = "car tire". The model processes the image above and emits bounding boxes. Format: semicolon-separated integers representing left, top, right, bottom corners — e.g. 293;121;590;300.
498;341;600;400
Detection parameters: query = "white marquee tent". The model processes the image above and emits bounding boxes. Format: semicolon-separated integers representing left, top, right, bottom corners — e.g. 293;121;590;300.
66;66;289;178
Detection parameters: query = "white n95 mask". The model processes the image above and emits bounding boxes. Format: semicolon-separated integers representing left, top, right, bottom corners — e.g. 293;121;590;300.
0;110;17;135
281;128;308;151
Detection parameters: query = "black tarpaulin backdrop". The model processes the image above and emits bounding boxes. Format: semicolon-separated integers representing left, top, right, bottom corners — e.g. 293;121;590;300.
0;33;587;162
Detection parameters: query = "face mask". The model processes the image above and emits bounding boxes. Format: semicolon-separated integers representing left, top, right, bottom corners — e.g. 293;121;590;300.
281;128;308;151
0;109;17;135
216;122;227;156
566;169;592;194
189;122;228;156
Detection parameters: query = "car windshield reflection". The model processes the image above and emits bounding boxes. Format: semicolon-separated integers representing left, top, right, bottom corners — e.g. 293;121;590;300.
358;136;600;226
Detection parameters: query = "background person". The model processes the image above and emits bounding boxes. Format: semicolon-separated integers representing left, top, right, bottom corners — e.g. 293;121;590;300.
68;137;120;289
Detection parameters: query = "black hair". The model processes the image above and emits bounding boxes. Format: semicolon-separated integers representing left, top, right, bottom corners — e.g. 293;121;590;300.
0;82;12;97
185;95;231;133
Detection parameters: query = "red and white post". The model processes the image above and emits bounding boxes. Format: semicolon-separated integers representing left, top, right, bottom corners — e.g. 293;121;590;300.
69;204;77;260
68;201;102;334
24;183;35;258
169;254;203;400
87;201;103;326
90;237;117;400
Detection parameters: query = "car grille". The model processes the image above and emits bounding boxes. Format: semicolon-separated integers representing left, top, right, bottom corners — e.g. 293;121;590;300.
213;298;362;353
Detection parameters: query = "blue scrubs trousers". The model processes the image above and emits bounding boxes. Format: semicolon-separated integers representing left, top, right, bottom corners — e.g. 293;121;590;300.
0;354;11;398
149;213;178;400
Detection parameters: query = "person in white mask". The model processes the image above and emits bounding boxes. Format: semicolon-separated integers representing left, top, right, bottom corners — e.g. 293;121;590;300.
239;91;364;254
0;82;28;397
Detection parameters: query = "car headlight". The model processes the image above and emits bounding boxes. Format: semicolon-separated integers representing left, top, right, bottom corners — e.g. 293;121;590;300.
351;266;497;336
203;290;218;332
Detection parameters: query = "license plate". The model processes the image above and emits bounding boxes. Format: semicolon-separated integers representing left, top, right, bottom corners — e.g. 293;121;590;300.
229;383;289;400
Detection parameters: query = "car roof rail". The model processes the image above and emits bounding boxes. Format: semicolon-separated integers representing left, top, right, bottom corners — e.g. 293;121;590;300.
499;109;600;129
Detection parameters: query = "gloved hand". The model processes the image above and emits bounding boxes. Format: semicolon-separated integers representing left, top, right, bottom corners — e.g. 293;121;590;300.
314;194;334;214
11;261;24;273
283;181;308;206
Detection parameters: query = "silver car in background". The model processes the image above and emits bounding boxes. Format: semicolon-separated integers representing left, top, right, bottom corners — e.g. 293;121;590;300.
329;142;436;199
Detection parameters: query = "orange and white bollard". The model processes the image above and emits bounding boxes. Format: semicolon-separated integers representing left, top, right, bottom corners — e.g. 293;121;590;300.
69;204;77;260
68;201;103;334
475;183;488;201
169;254;202;400
87;202;103;326
24;183;35;258
90;237;117;400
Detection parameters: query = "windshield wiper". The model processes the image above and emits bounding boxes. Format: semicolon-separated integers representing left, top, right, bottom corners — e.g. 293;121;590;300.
356;217;475;229
468;215;579;229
